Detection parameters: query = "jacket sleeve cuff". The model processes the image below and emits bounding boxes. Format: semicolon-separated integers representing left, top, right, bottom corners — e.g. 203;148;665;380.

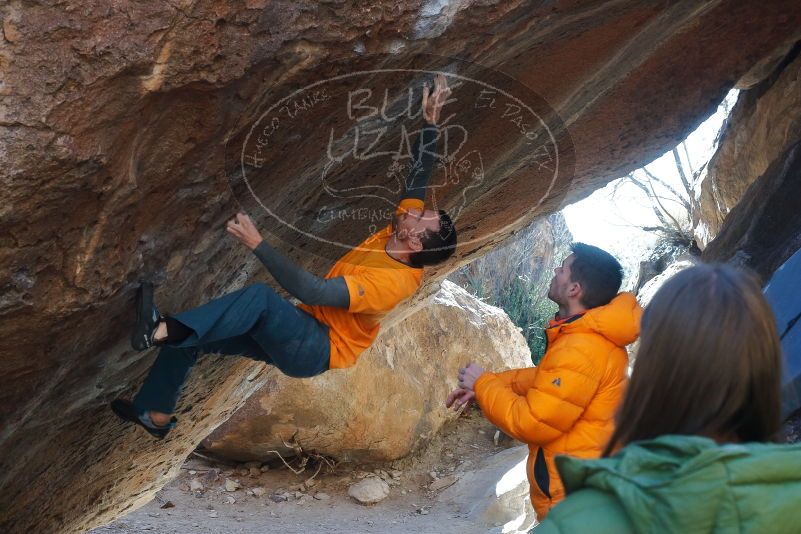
473;372;495;399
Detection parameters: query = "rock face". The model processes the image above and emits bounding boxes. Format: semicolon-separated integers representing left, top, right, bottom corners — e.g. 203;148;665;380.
703;139;801;281
632;240;695;295
2;1;801;532
637;259;696;309
698;45;801;246
700;46;801;280
449;213;571;300
203;281;531;461
448;213;571;360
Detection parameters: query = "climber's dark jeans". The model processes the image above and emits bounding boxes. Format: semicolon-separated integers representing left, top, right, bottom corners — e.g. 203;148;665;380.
132;283;331;415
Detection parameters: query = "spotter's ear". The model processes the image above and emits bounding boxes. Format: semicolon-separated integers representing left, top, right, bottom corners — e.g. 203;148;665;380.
566;281;582;299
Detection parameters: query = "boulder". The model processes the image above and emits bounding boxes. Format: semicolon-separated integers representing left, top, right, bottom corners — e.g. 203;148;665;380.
203;281;531;462
637;259;696;309
632;240;695;295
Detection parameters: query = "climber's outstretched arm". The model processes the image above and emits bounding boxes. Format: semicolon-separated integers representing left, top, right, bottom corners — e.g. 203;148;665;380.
226;213;350;308
404;123;438;202
402;73;451;203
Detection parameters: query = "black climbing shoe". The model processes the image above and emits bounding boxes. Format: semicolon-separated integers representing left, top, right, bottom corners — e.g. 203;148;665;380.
110;399;176;440
131;282;162;351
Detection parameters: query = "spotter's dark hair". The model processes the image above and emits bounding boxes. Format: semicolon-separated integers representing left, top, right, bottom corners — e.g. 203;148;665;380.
569;242;623;308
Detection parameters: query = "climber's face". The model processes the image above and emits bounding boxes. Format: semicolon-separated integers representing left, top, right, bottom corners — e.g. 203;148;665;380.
393;207;441;251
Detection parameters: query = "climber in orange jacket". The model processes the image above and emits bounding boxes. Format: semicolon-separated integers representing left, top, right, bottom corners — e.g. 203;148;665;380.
446;243;641;519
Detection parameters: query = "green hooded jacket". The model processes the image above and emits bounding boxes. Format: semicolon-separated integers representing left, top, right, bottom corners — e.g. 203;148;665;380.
535;435;801;533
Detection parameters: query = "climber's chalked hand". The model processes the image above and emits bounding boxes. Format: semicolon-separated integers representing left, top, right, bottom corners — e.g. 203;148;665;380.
422;73;452;126
226;212;264;250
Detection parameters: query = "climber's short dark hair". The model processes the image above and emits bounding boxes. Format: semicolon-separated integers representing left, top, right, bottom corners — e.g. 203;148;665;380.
410;210;457;267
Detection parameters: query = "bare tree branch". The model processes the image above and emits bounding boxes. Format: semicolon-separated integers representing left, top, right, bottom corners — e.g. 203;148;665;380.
607;145;706;248
681;140;696;178
620;173;679;230
672;147;694;199
646;178;685;233
640;166;692;213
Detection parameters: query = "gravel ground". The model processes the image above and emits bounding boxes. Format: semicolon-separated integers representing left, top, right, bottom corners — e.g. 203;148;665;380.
89;410;514;534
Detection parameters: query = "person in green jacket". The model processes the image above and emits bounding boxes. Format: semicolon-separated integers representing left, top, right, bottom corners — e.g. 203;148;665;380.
536;264;801;533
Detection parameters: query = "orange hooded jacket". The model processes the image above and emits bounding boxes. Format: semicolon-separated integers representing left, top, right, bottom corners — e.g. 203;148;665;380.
474;292;642;519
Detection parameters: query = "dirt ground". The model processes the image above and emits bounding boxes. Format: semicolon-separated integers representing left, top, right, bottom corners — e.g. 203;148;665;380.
89;409;521;534
85;408;801;534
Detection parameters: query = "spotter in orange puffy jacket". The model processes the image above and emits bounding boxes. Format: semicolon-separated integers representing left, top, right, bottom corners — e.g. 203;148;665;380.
474;292;642;519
